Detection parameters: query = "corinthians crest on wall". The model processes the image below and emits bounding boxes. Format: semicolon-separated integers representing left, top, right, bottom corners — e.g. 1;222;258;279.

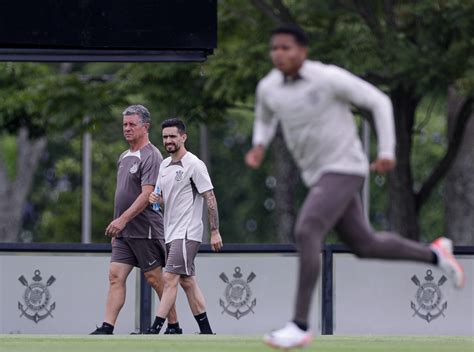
410;269;448;323
18;269;56;323
219;266;256;320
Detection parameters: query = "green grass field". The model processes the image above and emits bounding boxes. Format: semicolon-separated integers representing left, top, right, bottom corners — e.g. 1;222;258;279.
1;335;473;352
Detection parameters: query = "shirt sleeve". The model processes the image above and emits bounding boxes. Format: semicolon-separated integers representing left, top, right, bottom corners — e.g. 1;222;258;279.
191;159;214;194
140;150;162;187
328;65;396;160
156;164;163;192
252;81;278;148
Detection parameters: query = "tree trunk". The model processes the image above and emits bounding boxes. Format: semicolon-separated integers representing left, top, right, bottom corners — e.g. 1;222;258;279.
271;126;299;243
0;127;47;242
444;88;474;245
388;87;420;240
0;189;23;242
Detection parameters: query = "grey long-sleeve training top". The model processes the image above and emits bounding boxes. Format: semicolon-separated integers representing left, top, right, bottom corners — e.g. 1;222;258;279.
252;60;395;187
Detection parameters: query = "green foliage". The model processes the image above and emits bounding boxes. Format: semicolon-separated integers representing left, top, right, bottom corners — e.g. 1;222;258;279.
0;133;16;180
411;97;449;240
29;131;125;243
368;96;449;239
207;108;278;242
0;63;52;137
0;62;125;138
2;0;473;243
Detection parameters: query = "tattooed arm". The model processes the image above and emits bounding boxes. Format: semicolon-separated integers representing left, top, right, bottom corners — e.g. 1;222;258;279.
203;190;219;231
202;190;223;252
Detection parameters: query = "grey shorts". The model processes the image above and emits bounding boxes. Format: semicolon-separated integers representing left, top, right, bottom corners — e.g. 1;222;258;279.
164;239;201;276
111;237;166;272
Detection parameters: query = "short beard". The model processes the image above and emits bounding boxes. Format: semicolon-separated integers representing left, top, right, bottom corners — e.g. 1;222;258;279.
167;144;180;154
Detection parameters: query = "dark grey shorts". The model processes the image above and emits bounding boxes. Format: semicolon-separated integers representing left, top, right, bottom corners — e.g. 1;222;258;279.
164;239;201;276
111;237;166;272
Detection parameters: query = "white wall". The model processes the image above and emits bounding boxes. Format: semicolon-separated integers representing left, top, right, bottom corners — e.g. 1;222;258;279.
0;253;137;334
152;253;322;335
333;254;473;335
1;250;472;336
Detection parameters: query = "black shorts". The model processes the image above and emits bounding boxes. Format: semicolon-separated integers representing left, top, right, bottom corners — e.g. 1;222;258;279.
111;237;166;272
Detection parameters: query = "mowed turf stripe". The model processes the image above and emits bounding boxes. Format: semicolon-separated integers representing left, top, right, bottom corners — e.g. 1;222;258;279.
0;335;472;352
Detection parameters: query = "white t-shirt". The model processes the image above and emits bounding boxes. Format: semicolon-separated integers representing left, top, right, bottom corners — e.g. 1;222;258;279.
157;151;213;243
252;60;395;187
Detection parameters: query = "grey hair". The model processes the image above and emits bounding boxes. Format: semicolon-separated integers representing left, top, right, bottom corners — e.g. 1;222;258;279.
122;105;151;124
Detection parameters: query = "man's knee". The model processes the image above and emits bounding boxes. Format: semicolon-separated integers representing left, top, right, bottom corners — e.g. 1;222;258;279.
144;267;162;287
294;216;325;245
108;268;127;286
163;272;180;289
179;276;194;291
350;236;378;258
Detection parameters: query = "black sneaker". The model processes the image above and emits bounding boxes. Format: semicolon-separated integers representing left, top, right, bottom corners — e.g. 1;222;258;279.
164;327;183;334
143;327;160;334
90;326;113;335
130;326;162;335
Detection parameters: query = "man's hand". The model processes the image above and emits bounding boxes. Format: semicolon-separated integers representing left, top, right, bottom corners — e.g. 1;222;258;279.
105;217;127;237
370;158;396;174
210;230;223;252
245;145;265;169
149;191;163;207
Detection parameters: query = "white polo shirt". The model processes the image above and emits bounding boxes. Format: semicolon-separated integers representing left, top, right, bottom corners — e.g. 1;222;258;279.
157;151;213;243
252;60;395;187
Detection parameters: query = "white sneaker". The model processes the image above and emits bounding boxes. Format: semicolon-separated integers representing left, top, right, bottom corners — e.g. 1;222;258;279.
263;322;312;350
430;237;465;289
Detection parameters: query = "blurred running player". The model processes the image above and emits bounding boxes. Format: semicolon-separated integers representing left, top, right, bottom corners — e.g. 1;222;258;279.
245;24;465;349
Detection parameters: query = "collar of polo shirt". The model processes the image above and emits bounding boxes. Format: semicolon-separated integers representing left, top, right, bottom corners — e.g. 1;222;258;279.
282;60;310;84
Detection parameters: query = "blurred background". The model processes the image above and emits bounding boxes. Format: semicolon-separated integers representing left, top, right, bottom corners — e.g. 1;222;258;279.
0;0;473;245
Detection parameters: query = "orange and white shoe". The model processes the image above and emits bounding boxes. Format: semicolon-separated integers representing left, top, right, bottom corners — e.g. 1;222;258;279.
264;322;312;350
430;237;465;289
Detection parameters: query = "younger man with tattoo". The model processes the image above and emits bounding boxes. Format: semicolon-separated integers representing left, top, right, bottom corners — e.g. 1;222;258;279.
148;118;223;334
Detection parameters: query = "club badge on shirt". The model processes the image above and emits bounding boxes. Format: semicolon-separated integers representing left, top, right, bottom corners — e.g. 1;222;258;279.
175;170;184;181
129;162;139;174
306;89;320;105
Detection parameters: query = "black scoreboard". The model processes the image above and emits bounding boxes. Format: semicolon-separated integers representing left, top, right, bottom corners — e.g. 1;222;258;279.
0;0;217;62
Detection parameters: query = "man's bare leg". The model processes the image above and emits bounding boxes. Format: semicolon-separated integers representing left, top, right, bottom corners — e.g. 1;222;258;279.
104;262;133;326
180;276;213;334
90;262;133;334
144;267;179;324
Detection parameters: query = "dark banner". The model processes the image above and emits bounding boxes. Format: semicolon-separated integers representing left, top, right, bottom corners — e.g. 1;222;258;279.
0;0;217;50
